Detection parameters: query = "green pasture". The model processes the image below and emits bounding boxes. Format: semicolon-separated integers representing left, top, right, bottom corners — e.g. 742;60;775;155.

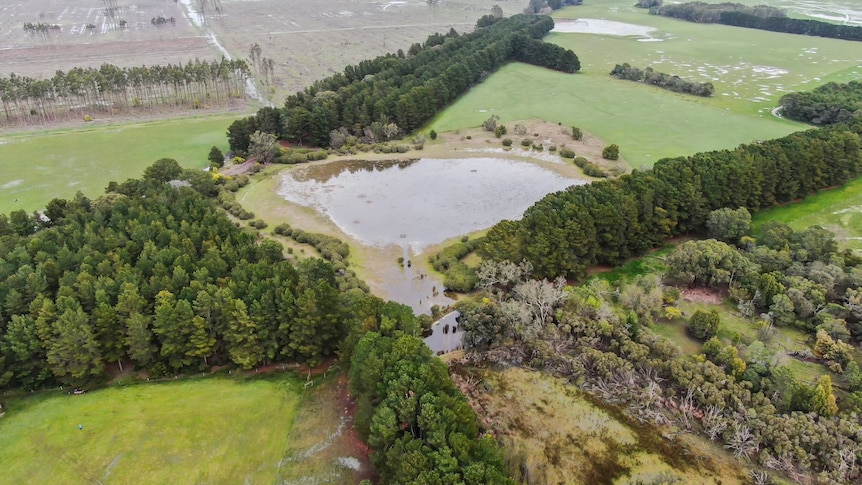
430;0;861;168
0;115;236;215
0;374;302;485
752;177;862;253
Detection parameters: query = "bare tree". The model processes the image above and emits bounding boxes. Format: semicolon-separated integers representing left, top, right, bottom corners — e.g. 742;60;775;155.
513;276;568;327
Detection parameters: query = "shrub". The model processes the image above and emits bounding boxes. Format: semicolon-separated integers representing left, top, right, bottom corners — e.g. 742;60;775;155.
602;144;620;160
572;126;582;140
532;143;543;151
559;148;576;159
520;138;532;147
689;309;720;340
548;145;557;152
513;123;527;135
483;114;499;132
502;138;513;147
273;223;292;236
494;125;507;138
466;135;472;140
573;156;587;167
429;129;437;140
249;219;268;229
582;164;607;178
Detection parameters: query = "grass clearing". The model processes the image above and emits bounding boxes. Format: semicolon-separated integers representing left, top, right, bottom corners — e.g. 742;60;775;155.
0;114;237;214
752;177;862;253
0;371;371;485
0;374;302;484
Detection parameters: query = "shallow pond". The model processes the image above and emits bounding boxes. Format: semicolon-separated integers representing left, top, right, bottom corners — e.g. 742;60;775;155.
277;157;582;253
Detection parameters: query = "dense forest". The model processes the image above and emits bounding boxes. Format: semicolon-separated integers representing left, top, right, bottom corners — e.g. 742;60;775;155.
650;2;862;41
610;63;715;97
226;14;580;151
0;59;249;126
780;80;862;125
481;119;862;280
458;226;862;482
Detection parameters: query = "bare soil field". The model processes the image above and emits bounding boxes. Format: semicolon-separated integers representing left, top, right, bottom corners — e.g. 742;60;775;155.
208;0;528;100
0;0;214;78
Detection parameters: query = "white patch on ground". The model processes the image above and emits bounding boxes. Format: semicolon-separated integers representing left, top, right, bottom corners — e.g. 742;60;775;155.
336;456;362;471
382;1;407;11
1;179;23;189
462;147;567;164
553;18;656;38
834;205;862;215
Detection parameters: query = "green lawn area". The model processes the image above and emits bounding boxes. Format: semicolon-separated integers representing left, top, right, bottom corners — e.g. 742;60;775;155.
752;177;862;253
0;114;237;215
0;374;302;484
429;0;861;168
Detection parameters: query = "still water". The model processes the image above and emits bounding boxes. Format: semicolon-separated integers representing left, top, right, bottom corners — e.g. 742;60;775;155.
277;157;582;253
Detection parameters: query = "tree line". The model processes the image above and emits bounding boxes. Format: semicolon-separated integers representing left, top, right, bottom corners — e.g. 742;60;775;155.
650;2;862;42
780;80;862;125
0;59;249;126
226;14;579;151
480;119;862;281
610;63;714;97
457;247;861;483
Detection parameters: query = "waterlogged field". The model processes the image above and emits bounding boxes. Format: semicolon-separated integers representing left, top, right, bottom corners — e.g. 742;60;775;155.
460;367;746;484
0;372;370;485
0;115;233;214
432;0;861;167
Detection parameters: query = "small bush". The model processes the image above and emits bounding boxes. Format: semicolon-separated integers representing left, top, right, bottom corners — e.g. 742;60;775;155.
466;135;472;140
532;143;543;151
573;156;588;167
572;126;582;140
520;138;532;147
502;138;513;147
494;125;507;138
83;114;93;122
602;144;620;160
548;145;557;152
249;219;268;229
273;223;293;236
429;129;437;140
559;148;576;159
582;163;607;178
513;123;527;135
396;145;410;153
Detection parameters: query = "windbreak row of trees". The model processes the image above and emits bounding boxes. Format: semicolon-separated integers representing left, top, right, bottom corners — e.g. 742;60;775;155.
610;63;714;97
227;14;580;151
650;2;862;42
780;80;862;125
0;159;409;389
481;120;862;280
0;59;249;126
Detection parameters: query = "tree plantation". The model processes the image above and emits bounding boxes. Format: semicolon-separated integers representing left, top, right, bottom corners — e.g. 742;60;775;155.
0;59;249;126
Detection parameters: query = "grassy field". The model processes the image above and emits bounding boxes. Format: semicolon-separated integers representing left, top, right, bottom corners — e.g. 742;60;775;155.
429;0;861;167
0;114;236;214
752;177;862;253
0;371;369;485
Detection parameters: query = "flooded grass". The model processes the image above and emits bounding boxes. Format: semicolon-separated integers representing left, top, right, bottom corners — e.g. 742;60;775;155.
462;367;746;485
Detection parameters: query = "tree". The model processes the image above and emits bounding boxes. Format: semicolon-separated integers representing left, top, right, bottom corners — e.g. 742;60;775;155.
706;207;751;243
812;375;838;417
602;144;619;160
208;146;224;167
688;309;720;339
46;307;104;385
248;130;278;164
